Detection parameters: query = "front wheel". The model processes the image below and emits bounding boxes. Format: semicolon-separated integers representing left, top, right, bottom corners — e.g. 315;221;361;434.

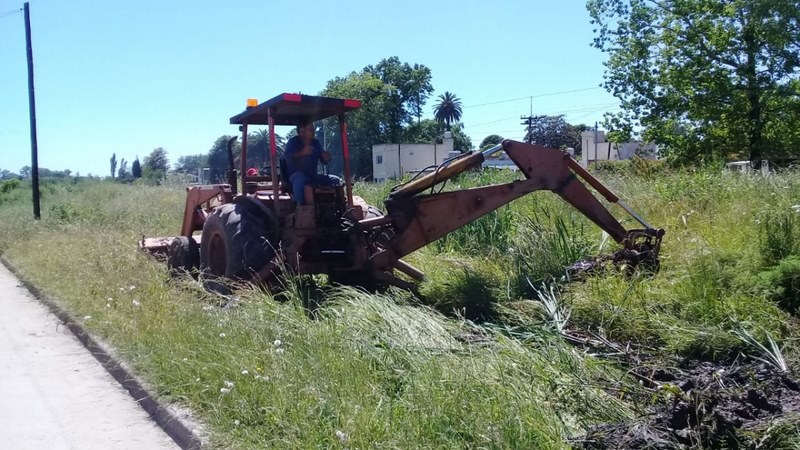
167;236;199;276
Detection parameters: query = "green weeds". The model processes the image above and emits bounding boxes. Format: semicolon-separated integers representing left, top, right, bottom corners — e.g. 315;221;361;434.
1;168;799;447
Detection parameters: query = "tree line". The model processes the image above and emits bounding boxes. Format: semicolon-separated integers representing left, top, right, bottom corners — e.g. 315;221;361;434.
107;148;168;183
588;0;800;164
12;2;800;183
124;3;800;174
179;57;593;182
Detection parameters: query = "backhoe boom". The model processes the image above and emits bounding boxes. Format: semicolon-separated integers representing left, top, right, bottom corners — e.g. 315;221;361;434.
369;140;664;273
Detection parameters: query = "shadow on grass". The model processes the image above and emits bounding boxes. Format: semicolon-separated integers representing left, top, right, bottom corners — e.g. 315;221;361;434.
419;267;501;323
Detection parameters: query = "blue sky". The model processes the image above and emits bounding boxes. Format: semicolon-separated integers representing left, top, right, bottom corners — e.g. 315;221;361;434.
1;0;618;177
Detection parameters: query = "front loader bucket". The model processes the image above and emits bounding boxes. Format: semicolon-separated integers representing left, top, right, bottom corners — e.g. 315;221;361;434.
140;235;173;257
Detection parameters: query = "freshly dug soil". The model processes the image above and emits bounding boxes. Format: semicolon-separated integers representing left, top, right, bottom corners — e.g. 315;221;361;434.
579;362;800;449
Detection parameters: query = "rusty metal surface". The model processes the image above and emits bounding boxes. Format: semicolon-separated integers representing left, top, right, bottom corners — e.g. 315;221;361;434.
374;140;661;272
504;140;629;243
389;152;483;199
140;236;202;255
180;185;230;238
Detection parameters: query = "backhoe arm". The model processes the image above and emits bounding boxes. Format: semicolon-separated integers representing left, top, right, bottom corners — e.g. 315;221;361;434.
368;140;663;273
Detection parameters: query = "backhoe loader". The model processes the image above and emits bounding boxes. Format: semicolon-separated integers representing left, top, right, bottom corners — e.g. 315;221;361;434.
140;93;664;289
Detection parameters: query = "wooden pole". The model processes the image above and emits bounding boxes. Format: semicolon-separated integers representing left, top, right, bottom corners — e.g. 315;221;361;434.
24;2;40;219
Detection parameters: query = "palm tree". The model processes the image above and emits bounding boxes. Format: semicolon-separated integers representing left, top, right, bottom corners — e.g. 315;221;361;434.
433;91;463;130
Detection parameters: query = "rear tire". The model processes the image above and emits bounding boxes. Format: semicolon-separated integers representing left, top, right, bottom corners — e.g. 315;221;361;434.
200;203;277;281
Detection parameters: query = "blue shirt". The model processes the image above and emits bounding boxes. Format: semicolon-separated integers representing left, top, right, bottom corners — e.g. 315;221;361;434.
284;136;324;178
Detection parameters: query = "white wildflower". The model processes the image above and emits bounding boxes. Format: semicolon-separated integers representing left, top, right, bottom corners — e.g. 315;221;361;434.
224;380;234;388
276;348;285;355
219;387;231;395
128;285;136;291
83;315;92;320
234;420;240;426
219;332;226;338
273;339;282;347
106;303;111;308
182;358;188;362
335;430;349;443
131;299;141;307
241;369;249;375
195;378;201;382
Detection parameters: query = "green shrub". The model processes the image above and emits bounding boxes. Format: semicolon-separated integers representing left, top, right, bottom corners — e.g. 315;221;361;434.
1;178;20;193
758;210;800;267
590;158;666;178
50;203;82;223
755;256;800;314
629;156;667;178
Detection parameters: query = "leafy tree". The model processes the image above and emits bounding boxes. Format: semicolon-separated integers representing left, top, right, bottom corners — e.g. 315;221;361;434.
132;157;142;179
402;119;471;152
320;73;397;178
408;63;433;124
144;148;169;172
404;119;446;144
523;115;587;151
480;134;504;151
588;0;800;164
245;129;285;171
320;57;434;179
433;91;463;130
30;168;71;178
364;57;434;138
143;147;169;183
110;153;117;179
19;166;31;178
117;158;129;180
175;154;208;173
207;135;238;183
450;123;473;152
0;169;19;180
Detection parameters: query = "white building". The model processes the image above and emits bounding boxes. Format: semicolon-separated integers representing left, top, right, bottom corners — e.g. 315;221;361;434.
581;131;658;167
372;134;455;182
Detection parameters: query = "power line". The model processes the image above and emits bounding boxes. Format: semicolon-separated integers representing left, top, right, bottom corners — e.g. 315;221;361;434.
467;103;619;130
0;8;22;19
464;87;604;109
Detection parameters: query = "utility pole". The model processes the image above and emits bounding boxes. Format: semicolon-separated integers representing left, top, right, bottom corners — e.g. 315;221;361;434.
519;96;535;144
520;115;534;144
24;2;41;220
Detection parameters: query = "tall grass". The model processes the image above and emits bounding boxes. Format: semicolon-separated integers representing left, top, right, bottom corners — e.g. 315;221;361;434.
1;166;799;447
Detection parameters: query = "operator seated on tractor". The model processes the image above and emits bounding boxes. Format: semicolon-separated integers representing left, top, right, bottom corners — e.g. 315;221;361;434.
284;119;341;205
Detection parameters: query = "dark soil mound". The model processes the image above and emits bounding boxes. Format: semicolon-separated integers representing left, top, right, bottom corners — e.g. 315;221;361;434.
580;362;800;449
